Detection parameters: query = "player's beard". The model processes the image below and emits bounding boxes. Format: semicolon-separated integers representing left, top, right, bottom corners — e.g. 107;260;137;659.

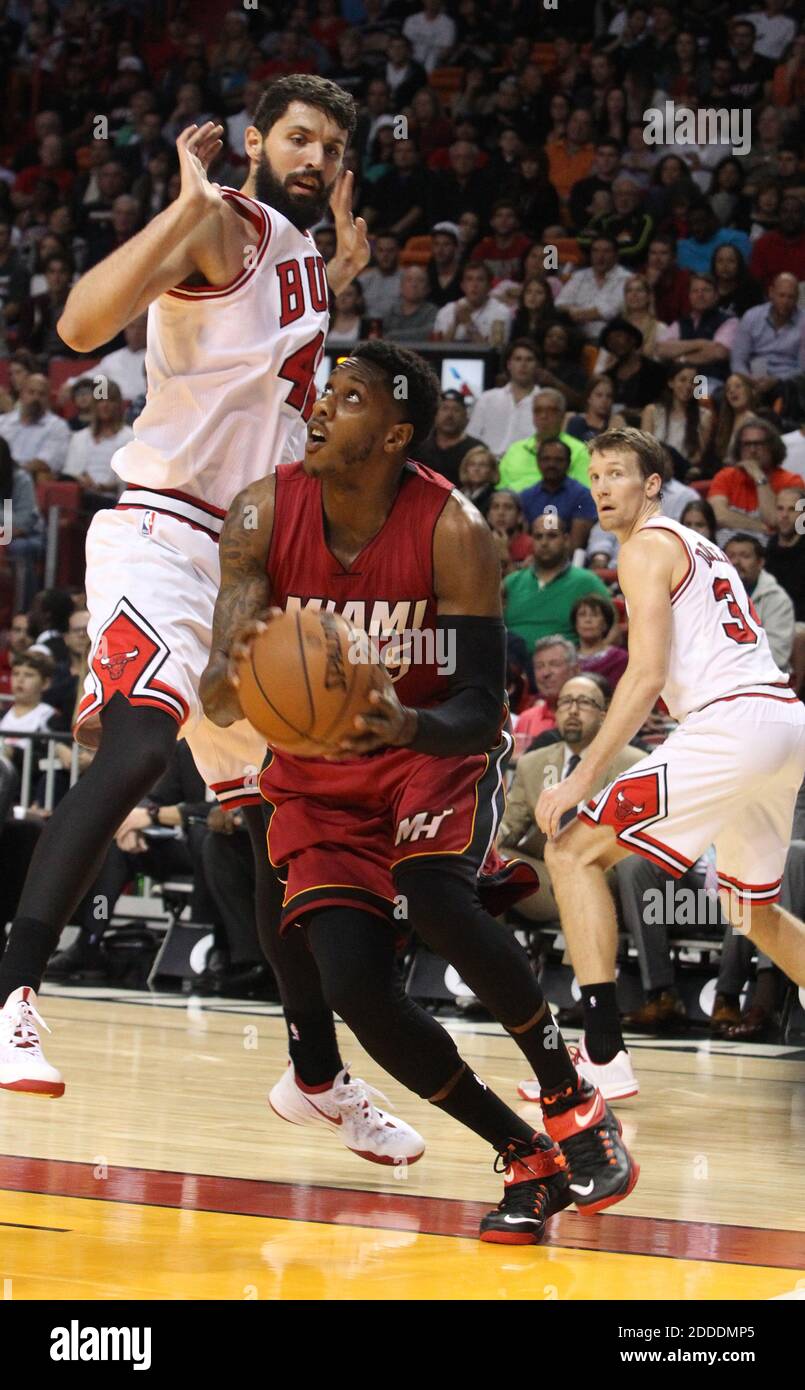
254;149;332;230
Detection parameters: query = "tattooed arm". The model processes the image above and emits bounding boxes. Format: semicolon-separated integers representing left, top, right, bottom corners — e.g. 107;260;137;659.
199;475;276;727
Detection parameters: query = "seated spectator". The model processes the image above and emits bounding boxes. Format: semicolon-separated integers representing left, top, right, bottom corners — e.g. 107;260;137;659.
578;177;654;265
63;381;133;503
601;319;666;417
0;437;44;611
709;417;803;540
546;108;595;206
644;234;690;325
357;231;401;324
0;613;31;697
709;372;760;470
27;588;72;664
485;488;532;573
42;603;89;727
0;649;58;775
383;33;428;108
362;140;431;241
606;272;669;363
415;389;484;485
498;388;591;492
469;200;532;283
0;374;71;480
503;516;610;655
427;139;492;227
62;379;95;433
510;636;581;747
711;243;764;318
17;254;75;362
725;532;795;670
534;321;588;410
457;445;498;515
730;272;805;400
657;443;700;521
518;438;597;550
749;194;805;289
677;201;752;275
656;272;737;391
569;138;622;234
765;487;805;622
555;234;632;341
0;350;37;417
60;315;148;406
328;282;366;342
12;134;74;209
498;673;643;923
573;594;628;690
565;374;626;445
432;262;511;345
505;147;561;240
509;275;560;343
680;497;718;542
85;193;141;269
0;217;30;334
425;221;465;308
707;157;752;234
383;265;438;343
467;338;539;457
641;363;714;476
748;179;782;240
403;0;456;74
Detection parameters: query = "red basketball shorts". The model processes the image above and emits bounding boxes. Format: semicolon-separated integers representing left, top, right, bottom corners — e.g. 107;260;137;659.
258;734;530;929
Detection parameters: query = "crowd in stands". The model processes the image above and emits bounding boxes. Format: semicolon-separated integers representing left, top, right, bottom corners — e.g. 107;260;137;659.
1;0;804;1035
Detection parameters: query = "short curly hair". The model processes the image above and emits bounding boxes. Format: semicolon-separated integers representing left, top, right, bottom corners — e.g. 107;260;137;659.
349;341;441;451
253;75;357;141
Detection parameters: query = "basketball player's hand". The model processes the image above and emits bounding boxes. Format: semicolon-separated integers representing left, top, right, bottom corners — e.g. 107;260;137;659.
535;770;589;840
327;171;370;294
176;123;225;213
329;685;417;757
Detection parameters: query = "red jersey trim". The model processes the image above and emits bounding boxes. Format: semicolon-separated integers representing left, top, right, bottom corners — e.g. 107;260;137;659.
640;522;695;604
166;190;271;300
695;684;798;712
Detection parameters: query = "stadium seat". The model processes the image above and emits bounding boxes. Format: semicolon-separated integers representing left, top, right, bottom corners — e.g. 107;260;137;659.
35;479;87;588
400;235;433;266
48;357;101;409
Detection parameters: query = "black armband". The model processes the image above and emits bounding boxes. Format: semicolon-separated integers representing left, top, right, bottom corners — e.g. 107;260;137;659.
407;616;506;757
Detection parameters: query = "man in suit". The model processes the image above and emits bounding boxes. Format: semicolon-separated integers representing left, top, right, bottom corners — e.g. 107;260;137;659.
498;673;644;924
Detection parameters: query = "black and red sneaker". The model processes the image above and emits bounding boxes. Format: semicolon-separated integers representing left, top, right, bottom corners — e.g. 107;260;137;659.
541;1078;639;1215
479;1133;571;1245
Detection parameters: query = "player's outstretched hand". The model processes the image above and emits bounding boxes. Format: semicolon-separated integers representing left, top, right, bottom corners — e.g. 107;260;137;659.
176;123;225;213
328;685;417;759
327;170;370;292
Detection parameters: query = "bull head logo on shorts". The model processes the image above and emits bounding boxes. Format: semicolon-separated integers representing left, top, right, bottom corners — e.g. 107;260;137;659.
99;647;140;680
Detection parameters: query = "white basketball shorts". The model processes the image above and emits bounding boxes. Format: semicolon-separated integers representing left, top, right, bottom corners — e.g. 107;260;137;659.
75;493;266;808
579;691;805;903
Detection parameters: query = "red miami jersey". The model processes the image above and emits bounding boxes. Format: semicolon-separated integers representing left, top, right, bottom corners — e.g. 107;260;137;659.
267;459;456;714
635;516;788;721
112;188;330;513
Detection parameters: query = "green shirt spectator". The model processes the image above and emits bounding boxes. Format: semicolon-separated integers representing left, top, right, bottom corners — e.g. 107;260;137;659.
497;388;591;490
503;514;609;652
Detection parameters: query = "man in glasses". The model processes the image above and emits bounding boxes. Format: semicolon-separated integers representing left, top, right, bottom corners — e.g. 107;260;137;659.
709;417;802;539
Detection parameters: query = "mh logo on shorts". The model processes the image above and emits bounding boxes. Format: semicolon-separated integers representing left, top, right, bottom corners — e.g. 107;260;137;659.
395;808;454;845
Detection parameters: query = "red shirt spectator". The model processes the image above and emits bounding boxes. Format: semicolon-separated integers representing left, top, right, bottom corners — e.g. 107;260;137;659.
749;196;805;290
709;463;802;516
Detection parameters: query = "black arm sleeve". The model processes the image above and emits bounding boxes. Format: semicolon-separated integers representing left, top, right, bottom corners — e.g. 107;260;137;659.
406;616;507;757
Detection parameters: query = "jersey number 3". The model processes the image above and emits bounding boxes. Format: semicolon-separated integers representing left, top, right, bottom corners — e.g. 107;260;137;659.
278;330;325;422
712;577;758;645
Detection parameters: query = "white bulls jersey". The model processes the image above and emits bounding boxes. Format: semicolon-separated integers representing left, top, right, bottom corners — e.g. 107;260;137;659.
111;187;330;513
635;515;787;722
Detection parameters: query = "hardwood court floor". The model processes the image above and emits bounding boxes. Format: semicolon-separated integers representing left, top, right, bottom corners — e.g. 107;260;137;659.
0;991;803;1301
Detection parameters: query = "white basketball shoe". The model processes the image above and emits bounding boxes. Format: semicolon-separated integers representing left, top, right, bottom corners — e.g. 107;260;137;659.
0;987;65;1098
517;1036;639;1105
269;1063;425;1166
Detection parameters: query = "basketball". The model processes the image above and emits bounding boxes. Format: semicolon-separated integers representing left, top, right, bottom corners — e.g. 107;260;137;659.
235;609;388;756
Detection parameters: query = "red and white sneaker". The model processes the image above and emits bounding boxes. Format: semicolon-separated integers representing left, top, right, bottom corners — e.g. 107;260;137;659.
0;987;65;1098
518;1036;639;1105
542;1077;639;1214
268;1063;425;1166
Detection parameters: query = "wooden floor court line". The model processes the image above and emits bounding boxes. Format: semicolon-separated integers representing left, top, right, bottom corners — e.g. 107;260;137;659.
2;1153;802;1270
